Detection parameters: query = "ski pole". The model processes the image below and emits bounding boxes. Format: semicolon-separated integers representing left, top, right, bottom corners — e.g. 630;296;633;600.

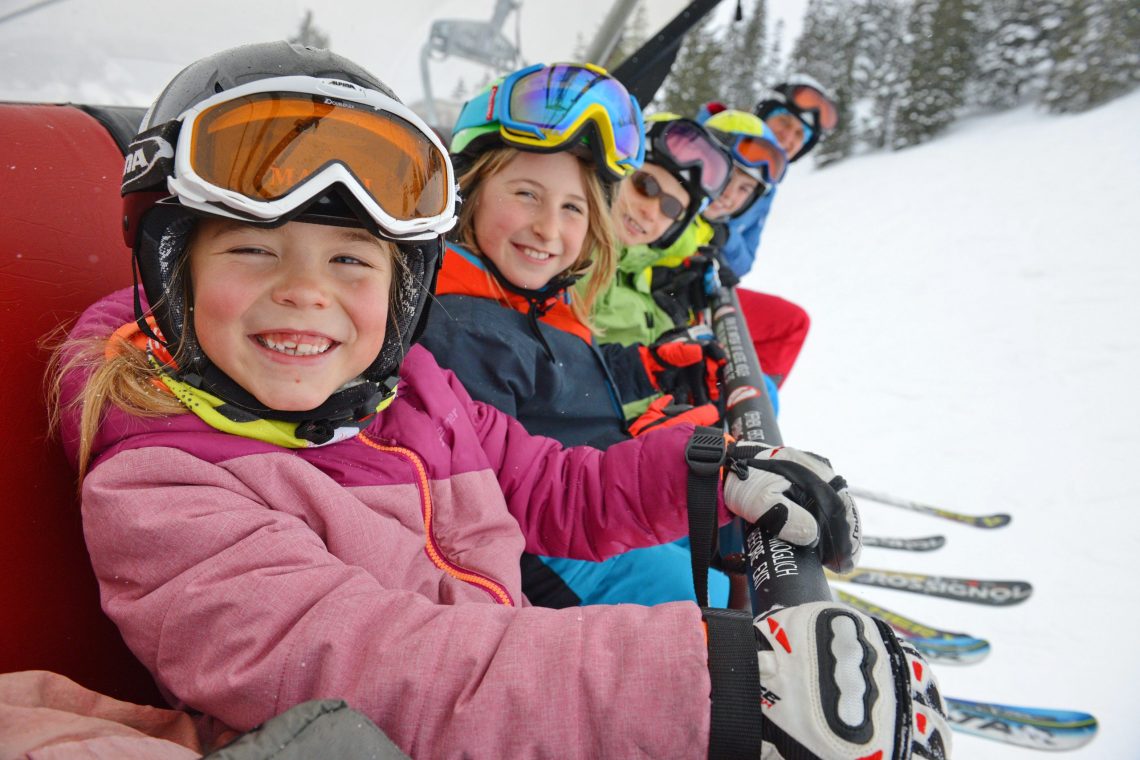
709;285;830;614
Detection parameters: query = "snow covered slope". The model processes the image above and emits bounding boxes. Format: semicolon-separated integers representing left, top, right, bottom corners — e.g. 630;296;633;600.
753;90;1140;758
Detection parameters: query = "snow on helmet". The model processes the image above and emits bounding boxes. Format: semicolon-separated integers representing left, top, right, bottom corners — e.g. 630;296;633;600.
641;112;733;248
754;75;839;161
449;62;645;184
120;41;457;441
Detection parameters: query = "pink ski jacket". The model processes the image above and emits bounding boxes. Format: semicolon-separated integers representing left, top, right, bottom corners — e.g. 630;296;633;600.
62;288;727;758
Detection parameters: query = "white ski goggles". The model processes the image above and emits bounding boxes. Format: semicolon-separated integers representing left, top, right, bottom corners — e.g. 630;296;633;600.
154;76;456;241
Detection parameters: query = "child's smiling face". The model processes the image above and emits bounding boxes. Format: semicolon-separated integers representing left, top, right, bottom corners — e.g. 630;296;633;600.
189;218;394;412
612;161;689;247
472;150;590;290
704;168;761;221
766;111;807;157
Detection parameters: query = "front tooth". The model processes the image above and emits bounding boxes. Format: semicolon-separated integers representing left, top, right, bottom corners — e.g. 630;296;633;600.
298;340;330;356
259;336;330;355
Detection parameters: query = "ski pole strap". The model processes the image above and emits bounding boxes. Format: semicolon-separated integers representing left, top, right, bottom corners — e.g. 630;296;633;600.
703;608;764;758
685;426;726;608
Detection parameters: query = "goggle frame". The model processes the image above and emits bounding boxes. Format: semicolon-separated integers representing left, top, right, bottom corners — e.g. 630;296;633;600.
456;62;645;182
650;118;733;199
167;75;457;241
713;129;788;186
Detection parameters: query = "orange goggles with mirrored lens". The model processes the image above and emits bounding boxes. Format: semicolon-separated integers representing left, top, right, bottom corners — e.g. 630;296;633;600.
728;135;787;184
787;85;839;131
192;94;448;218
162;76;456;240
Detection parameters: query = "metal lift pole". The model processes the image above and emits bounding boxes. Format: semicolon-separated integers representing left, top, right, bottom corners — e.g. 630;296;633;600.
582;0;640;68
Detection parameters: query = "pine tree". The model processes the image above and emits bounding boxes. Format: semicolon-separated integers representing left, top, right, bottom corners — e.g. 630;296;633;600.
451;78;469;101
1042;0;1140;113
721;0;769;111
289;10;330;49
852;0;907;152
660;13;727;116
892;0;978;149
571;32;588;62
972;0;1061;109
787;0;856;165
768;18;786;77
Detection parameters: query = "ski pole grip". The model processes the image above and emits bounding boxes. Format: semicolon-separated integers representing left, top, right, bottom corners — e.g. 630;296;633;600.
710;286;832;615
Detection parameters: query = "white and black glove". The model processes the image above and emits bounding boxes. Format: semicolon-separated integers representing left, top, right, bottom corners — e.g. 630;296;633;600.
723;443;862;573
755;602;951;759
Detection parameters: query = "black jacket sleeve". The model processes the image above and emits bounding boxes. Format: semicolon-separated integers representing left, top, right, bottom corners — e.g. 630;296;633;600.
598;341;657;404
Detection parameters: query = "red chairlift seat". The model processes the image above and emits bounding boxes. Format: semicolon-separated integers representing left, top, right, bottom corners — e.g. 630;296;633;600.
0;101;163;705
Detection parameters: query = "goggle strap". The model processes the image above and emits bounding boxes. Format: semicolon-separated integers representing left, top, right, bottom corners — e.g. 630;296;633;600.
122;120;181;195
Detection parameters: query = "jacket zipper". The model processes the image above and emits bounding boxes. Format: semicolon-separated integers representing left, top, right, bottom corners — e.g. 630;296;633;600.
358;432;515;606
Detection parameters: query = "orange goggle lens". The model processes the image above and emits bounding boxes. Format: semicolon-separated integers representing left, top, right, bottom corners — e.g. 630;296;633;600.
788;86;838;131
190;93;449;219
734;137;787;183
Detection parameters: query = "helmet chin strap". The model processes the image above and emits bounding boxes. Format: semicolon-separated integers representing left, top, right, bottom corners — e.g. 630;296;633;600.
479;253;584;363
176;358;398;445
132;190;445;446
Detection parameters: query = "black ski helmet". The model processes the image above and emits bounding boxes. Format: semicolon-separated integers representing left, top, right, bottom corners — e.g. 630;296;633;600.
640;114;733;249
754;74;839;162
120;41;454;440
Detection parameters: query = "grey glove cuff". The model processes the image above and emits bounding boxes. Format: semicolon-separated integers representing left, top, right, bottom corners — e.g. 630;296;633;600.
702;608;764;759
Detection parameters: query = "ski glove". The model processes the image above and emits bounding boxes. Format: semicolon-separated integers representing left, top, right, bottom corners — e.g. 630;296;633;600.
638;329;727;407
650;254;715;326
755;601;951;759
723;443;862;573
698;245;740;290
628;394;720;437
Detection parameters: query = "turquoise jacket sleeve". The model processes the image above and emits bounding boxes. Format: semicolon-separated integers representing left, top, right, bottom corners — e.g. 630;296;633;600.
721;186;776;277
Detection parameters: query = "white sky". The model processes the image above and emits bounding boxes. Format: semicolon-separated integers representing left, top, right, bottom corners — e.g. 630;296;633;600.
760;89;1140;758
0;0;806;108
0;0;676;105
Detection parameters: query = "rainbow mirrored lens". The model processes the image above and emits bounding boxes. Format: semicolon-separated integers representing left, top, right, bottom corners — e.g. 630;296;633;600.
659;121;731;196
507;64;642;161
788;85;838;130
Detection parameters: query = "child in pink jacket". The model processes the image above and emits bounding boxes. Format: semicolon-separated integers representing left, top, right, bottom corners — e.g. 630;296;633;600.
52;42;948;758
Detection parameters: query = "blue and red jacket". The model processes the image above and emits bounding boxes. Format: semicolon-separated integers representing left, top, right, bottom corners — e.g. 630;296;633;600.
419;244;653;450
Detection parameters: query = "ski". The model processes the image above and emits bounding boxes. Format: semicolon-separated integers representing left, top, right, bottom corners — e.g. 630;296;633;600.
835;588;964;639
863;534;946;552
945;697;1098;751
835;589;990;664
851;487;1011;529
910;635;991;665
826;566;1033;606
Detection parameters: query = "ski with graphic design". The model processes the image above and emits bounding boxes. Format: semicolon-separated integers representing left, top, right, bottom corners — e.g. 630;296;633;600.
834;589;990;664
826;566;1033;606
909;635;991;665
850;487;1011;528
946;697;1098;751
863;534;946;552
